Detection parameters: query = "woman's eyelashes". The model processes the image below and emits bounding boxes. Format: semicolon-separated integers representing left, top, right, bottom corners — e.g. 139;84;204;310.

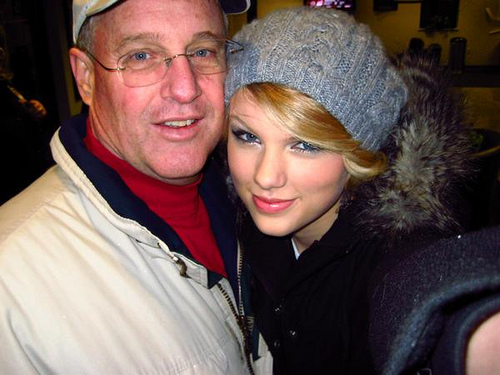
292;141;321;153
231;127;260;145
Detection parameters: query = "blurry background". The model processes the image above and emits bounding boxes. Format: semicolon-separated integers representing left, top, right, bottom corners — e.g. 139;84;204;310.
1;0;499;227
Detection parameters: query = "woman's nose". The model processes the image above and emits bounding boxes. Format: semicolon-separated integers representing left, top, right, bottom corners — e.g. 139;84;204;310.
254;150;287;190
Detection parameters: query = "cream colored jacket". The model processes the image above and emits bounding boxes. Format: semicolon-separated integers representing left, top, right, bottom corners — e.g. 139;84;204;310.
0;123;254;374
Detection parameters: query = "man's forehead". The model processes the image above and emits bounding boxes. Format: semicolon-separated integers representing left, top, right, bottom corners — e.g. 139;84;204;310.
105;1;221;22
74;0;246;42
94;1;225;49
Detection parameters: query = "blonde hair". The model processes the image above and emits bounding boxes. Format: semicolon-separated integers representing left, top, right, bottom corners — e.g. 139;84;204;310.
232;83;387;189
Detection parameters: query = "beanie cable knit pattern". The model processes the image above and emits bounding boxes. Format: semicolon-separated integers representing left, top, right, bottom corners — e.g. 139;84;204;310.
225;7;408;151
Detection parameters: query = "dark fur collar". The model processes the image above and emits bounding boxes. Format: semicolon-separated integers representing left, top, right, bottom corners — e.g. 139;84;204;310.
355;53;474;243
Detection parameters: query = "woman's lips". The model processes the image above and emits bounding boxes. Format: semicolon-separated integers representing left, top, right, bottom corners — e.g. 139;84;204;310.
252;195;295;214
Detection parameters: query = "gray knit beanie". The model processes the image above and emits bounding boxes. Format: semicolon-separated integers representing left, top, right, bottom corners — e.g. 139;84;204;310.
225;7;408;151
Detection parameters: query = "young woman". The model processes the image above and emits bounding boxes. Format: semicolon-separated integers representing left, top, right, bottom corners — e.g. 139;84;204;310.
224;7;473;375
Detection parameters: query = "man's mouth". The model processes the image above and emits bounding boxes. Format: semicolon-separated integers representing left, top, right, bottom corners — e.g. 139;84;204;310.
162;119;197;128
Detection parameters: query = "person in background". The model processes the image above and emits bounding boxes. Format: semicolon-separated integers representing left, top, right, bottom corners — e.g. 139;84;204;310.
223;7;473;374
0;0;268;374
0;25;47;121
0;24;48;203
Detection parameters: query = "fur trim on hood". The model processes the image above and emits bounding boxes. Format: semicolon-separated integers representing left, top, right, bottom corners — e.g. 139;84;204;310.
355;53;474;243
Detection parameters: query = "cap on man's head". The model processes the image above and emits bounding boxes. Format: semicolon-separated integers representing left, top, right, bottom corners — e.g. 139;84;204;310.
72;0;251;43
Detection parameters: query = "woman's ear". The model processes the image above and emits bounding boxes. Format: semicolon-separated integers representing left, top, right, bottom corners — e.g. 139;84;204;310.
69;47;94;105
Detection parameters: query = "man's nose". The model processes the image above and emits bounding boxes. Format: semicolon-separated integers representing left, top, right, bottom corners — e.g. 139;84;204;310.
159;55;201;103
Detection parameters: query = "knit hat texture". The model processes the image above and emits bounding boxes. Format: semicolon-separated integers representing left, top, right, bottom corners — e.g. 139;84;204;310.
225;7;408;151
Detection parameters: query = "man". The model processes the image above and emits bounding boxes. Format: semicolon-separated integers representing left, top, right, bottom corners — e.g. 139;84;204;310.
0;0;258;373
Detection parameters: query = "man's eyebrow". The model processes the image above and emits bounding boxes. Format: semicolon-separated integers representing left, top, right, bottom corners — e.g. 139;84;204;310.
191;31;226;42
114;31;225;53
117;33;162;50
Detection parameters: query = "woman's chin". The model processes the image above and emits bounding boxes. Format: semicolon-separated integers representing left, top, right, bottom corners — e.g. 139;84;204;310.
252;218;294;238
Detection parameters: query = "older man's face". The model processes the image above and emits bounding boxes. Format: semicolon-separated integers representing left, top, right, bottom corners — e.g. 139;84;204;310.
86;0;226;185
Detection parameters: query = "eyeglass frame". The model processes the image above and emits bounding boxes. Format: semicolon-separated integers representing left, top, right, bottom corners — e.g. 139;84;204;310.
82;39;243;88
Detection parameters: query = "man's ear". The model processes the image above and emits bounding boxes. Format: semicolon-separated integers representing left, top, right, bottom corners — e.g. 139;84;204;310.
69;47;94;106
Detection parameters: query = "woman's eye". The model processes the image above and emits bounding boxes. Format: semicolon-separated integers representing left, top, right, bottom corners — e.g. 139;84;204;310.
231;128;260;144
292;141;320;153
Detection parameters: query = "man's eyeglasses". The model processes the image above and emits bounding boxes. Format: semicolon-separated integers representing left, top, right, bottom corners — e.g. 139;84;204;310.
85;39;243;88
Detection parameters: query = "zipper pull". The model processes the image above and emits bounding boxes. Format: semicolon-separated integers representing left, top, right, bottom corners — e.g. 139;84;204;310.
171;254;188;277
157;242;188;277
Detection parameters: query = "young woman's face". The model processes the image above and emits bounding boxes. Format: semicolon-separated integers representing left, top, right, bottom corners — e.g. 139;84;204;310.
227;91;349;242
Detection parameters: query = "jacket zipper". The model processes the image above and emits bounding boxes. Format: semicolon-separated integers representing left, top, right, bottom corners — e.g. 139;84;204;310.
217;242;255;375
160;242;255;374
216;283;255;375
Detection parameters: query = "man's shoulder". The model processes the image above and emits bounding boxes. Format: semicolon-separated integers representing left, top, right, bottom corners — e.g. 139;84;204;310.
0;166;75;243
